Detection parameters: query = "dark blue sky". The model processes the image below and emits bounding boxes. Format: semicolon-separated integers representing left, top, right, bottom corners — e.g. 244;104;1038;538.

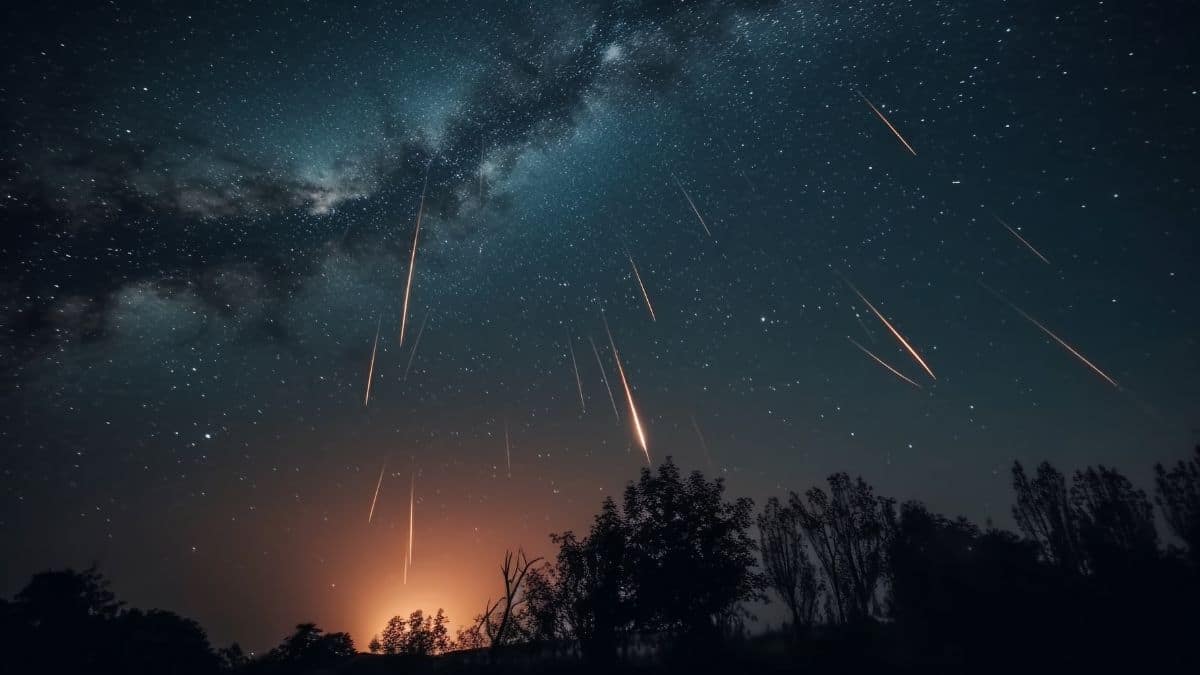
2;0;1197;653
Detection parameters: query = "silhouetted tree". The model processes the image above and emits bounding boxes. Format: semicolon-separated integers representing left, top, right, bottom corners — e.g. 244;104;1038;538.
1070;464;1158;574
267;623;355;668
533;496;630;662
118;608;220;675
478;549;543;652
218;642;248;671
757;496;822;636
1012;461;1085;574
8;566;124;671
790;473;894;623
621;458;764;644
1156;445;1200;565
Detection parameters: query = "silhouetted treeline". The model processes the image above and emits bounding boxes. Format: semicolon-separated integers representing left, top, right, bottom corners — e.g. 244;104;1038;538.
4;447;1199;674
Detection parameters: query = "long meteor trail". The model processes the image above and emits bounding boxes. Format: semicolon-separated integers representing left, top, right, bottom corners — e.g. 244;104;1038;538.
404;472;416;584
980;282;1119;388
364;317;382;407
994;214;1051;265
566;329;586;414
843;278;937;381
847;336;923;389
627;254;657;321
367;459;387;524
858;91;917;156
504;418;512;478
403;309;431;381
399;164;431;347
671;173;712;237
590;336;620;420
603;316;650;465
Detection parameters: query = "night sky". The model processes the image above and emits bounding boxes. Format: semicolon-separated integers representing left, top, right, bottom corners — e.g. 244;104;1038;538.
2;0;1198;654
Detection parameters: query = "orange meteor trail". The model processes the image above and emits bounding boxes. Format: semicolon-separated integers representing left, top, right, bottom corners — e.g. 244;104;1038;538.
403;309;431;381
671;173;712;237
627;254;657;321
367;459;387;524
404;472;415;584
994;214;1051;265
364;317;382;407
858;91;917;156
590;336;620;420
566;330;586;414
980;282;1120;388
603;316;650;465
399;164;431;347
847;336;923;389
843;279;937;381
503;417;512;478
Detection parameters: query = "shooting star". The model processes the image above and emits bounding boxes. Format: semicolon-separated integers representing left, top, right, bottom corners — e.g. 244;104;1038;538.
603;315;651;465
364;317;382;407
847;336;923;389
404;472;416;584
504;417;512;478
994;214;1051;265
843;278;937;381
590;336;621;420
403;309;431;381
627;254;657;322
689;414;715;473
367;459;387;524
399;163;431;347
980;282;1119;388
858;91;917;156
671;172;712;237
566;329;586;414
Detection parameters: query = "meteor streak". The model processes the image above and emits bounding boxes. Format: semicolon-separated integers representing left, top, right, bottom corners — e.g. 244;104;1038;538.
843;278;937;381
847;336;923;389
627;254;657;321
671;172;712;237
858;91;917;156
364;317;382;407
980;282;1120;388
603;316;650;465
566;330;586;413
503;418;512;478
399;164;431;347
403;309;431;381
994;214;1051;265
367;459;387;524
404;472;416;584
590;336;620;420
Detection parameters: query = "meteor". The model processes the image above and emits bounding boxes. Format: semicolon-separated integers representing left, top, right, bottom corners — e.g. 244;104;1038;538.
503;417;512;478
994;214;1051;265
404;472;416;584
689;414;714;473
627;254;657;322
603;315;651;465
847;336;923;389
980;282;1119;388
566;329;586;414
671;172;712;237
367;459;387;524
843;278;937;381
857;91;917;156
590;336;621;420
399;163;432;347
364;317;382;407
403;309;431;381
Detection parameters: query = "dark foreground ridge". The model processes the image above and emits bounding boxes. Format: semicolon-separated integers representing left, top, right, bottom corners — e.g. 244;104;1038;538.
3;447;1199;674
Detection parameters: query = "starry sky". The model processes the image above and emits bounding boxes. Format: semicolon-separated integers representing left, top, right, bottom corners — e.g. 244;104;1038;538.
2;0;1198;654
